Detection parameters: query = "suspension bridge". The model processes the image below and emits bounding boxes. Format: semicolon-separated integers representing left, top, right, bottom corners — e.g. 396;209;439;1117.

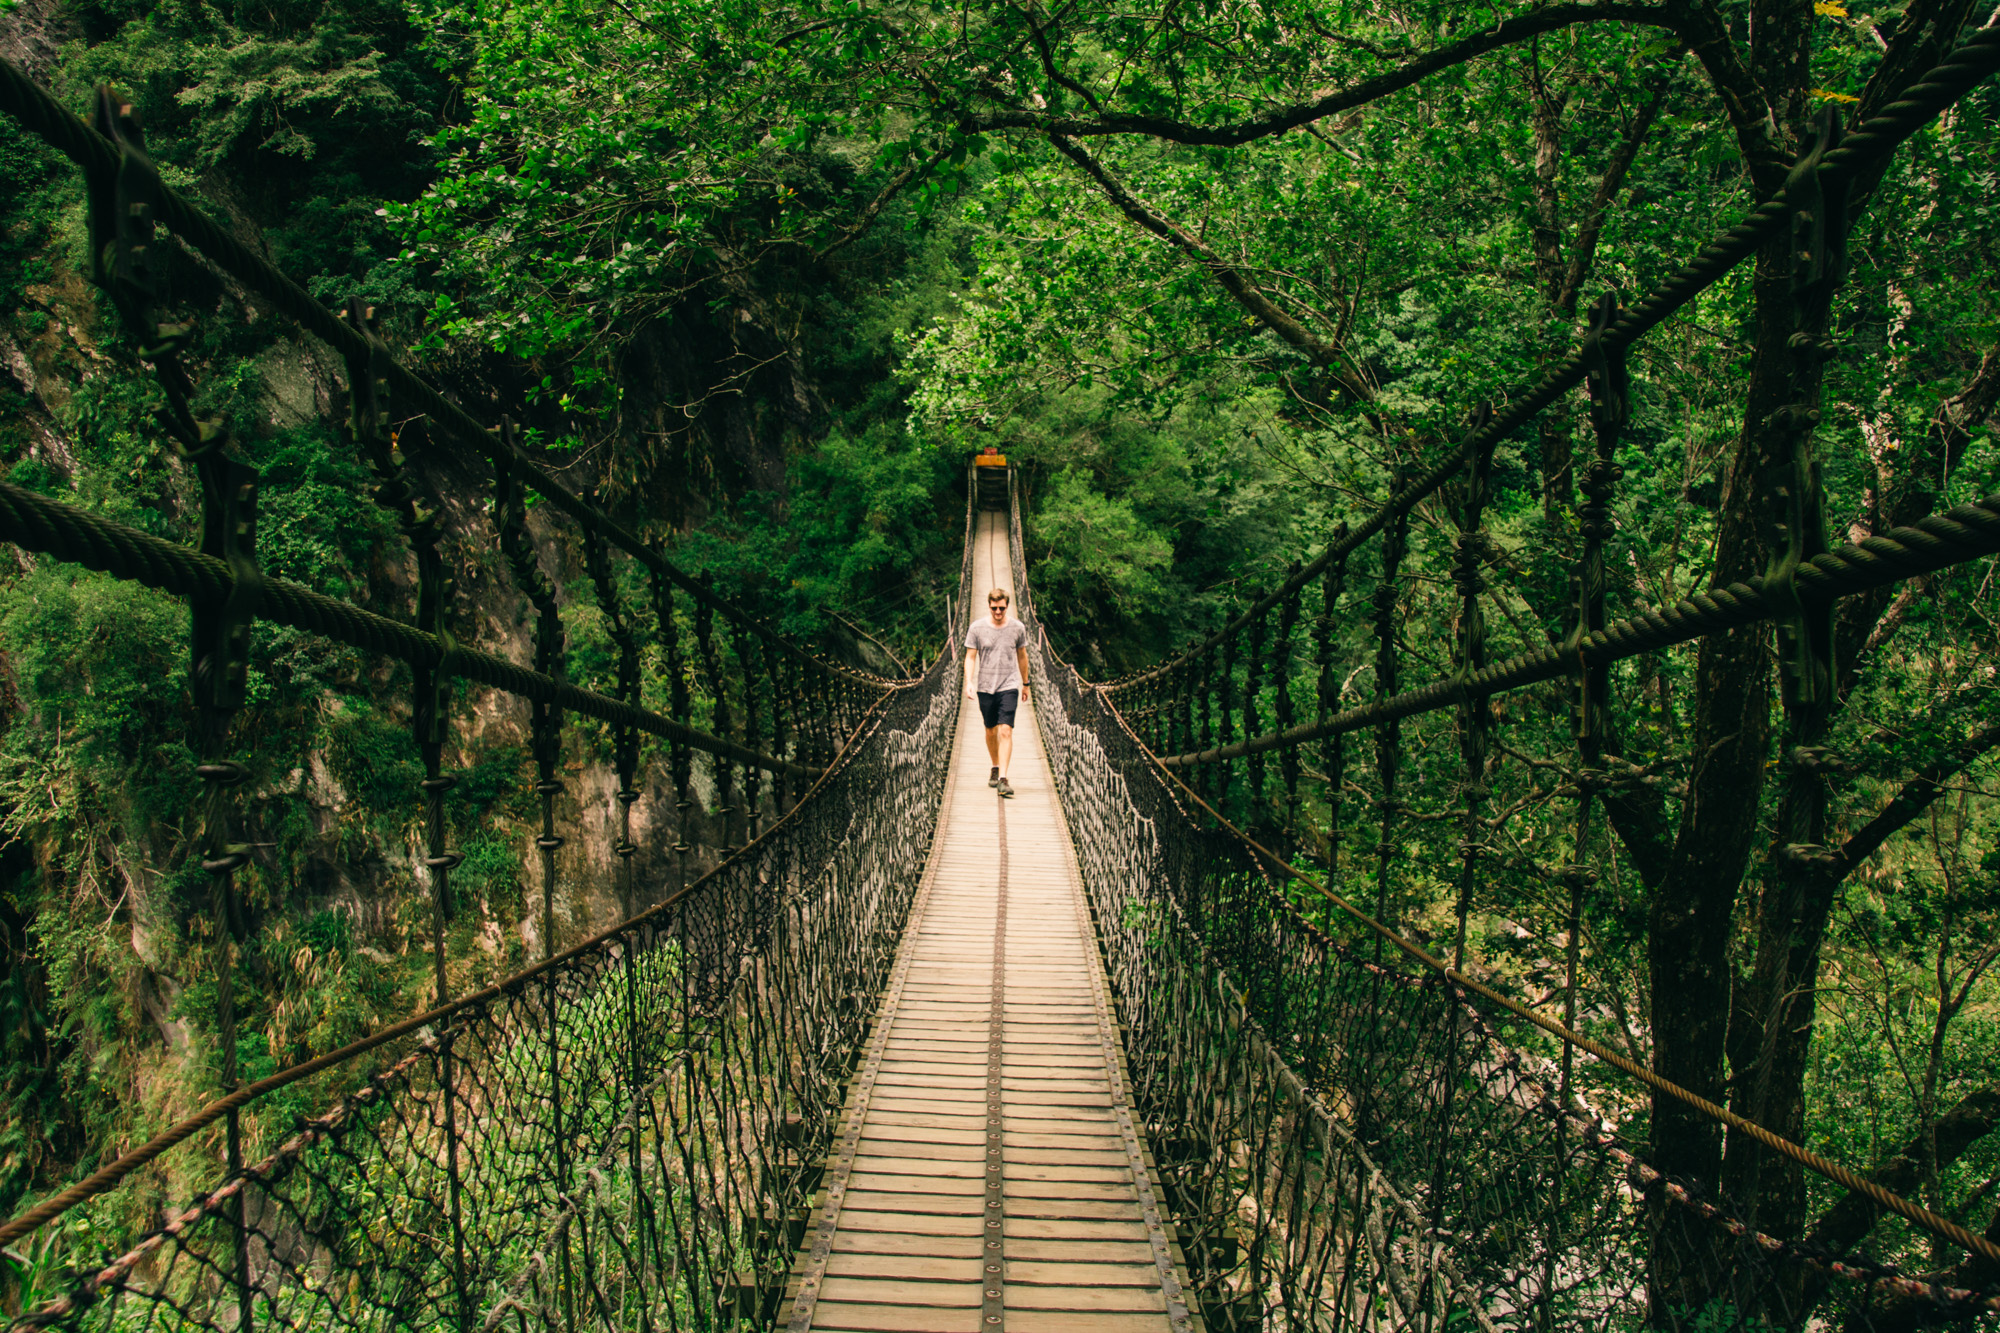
2;25;2000;1333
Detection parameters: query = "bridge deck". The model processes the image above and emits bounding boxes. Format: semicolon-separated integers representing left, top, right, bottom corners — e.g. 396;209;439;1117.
786;513;1192;1333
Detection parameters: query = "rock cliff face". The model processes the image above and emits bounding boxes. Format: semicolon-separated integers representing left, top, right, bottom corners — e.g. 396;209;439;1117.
0;0;69;84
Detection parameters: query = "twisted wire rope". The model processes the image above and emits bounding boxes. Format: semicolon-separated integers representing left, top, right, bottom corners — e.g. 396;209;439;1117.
0;56;901;695
1101;21;2000;697
1156;493;2000;765
0;480;822;779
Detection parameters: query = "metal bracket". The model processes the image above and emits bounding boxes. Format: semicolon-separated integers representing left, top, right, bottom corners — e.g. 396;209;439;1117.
1761;416;1834;711
414;530;458;749
1785;108;1850;297
1572;293;1629;748
190;462;261;890
494;417;565;767
1450;403;1495;696
89;89;190;361
192;461;263;728
1580;292;1631;441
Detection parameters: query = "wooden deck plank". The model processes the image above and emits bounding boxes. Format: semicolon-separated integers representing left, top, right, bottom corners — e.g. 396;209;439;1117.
790;510;1187;1333
829;1233;988;1258
831;1210;987;1236
824;1255;983;1282
1003;1314;1172;1333
852;1157;983;1178
1002;1181;1139;1203
1005;1263;1162;1287
1004;1288;1167;1313
842;1190;987;1214
817;1279;983;1308
1002;1218;1150;1241
1006;1240;1156;1264
812;1303;979;1333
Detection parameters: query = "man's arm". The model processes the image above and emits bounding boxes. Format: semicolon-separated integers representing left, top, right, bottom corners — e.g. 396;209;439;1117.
1016;645;1031;695
965;646;979;695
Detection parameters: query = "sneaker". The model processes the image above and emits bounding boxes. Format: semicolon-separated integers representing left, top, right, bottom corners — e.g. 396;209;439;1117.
997;777;1014;798
988;767;1000;788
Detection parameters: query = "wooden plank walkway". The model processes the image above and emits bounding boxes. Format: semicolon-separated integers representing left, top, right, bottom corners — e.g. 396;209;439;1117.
785;513;1195;1333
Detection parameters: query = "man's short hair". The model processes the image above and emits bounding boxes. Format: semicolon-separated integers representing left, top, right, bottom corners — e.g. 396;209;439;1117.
988;588;1011;604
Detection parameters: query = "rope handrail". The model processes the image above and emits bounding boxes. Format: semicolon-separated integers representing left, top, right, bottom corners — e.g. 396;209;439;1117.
0;473;982;1332
0;480;827;778
1151;492;2000;765
1113;699;2000;1269
0;675;900;1254
1015;442;2000;1325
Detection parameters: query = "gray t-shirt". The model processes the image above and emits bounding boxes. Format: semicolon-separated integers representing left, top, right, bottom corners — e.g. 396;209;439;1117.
964;618;1029;695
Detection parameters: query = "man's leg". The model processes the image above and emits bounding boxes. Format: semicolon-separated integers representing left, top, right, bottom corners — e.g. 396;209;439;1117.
985;726;1001;767
996;688;1024;792
978;692;1002;784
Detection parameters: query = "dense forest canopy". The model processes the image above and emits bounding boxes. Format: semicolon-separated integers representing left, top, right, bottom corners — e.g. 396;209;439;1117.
1;0;1998;1313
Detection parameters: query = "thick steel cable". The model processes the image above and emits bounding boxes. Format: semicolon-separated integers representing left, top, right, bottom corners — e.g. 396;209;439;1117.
0;481;822;779
1104;22;2000;696
0;56;900;693
1155;492;2000;766
1097;691;2000;1269
0;678;909;1252
1020;486;2000;1304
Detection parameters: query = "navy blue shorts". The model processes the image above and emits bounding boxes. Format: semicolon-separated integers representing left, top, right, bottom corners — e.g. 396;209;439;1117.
977;689;1019;730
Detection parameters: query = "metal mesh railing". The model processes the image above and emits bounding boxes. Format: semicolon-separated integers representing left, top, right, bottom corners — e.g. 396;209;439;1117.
12;641;959;1333
1015;474;2000;1331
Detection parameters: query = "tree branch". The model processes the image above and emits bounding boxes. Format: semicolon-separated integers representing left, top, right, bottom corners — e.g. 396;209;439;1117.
1667;0;1790;191
1831;721;2000;876
813;142;954;261
1836;342;2000;694
1023;2;1103;113
1556;70;1674;311
967;4;1680;146
1805;1081;2000;1265
1043;132;1374;399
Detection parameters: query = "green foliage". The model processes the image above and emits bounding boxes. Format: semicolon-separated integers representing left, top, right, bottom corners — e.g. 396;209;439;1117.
453;835;523;912
1027;467;1172;628
57;0;444;312
0;567;194;1224
670;423;959;652
0;130;65;323
244;428;401;597
2;0;1998;1301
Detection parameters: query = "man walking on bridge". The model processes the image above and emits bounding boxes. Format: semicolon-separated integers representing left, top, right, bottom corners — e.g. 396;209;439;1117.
965;588;1030;798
